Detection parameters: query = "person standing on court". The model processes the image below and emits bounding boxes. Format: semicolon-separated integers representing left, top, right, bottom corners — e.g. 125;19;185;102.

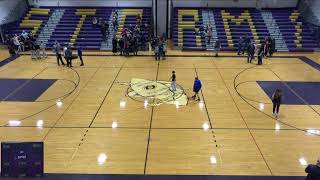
257;44;264;65
65;46;73;68
272;89;282;117
237;36;244;55
112;35;118;55
192;77;202;101
53;41;65;66
170;71;176;92
247;42;255;63
305;159;320;180
77;46;84;66
214;40;221;57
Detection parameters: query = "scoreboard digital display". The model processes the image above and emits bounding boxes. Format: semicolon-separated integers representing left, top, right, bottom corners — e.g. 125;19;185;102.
1;142;44;177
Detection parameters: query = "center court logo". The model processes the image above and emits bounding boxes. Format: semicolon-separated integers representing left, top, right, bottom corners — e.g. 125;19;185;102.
123;78;188;106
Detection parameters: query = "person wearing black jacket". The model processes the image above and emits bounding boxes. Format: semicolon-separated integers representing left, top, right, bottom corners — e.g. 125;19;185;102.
272;89;282;117
305;159;320;180
257;44;264;65
214;40;221;57
247;42;255;63
65;46;73;67
118;37;124;55
112;36;118;55
238;37;244;55
269;37;276;57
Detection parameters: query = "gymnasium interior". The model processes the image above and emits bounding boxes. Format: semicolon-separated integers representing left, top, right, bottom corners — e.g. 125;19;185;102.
0;0;320;179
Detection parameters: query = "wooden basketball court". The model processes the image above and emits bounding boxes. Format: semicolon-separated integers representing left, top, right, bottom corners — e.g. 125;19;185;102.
0;50;319;176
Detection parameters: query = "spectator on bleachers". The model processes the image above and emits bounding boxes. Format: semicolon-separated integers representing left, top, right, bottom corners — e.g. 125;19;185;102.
21;30;29;39
112;16;118;31
199;25;205;37
98;18;103;27
53;41;65;66
136;14;142;26
129;24;135;32
238;37;244;55
207;24;213;44
101;21;108;41
112;35;118;55
214;40;221;57
113;9;118;19
92;17;98;27
121;28;127;37
206;23;212;32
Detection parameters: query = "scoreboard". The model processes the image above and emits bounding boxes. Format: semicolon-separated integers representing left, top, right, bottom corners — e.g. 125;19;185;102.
1;142;44;177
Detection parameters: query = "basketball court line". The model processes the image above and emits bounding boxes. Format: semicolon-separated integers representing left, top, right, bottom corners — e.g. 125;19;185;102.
1;67;48;101
0;55;318;133
40;67;97;141
233;65;320;137
213;60;274;175
268;68;320;116
194;65;222;165
0;54;319;176
143;60;160;174
0;65;81;127
0;125;313;131
88;64;124;128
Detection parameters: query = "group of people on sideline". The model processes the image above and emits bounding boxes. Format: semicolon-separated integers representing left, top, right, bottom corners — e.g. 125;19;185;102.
111;10;150;56
152;34;167;60
4;31;46;59
238;35;276;65
53;41;84;67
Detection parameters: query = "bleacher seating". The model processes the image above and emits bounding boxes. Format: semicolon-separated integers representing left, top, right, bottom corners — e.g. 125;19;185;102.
115;8;152;46
4;7;152;50
5;7;52;36
270;9;317;52
173;8;317;52
172;9;206;50
46;7;151;49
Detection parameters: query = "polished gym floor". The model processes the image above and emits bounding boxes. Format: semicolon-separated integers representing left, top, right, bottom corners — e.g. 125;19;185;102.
0;49;319;176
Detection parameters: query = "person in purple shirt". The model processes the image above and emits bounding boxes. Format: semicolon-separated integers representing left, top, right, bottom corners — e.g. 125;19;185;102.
305;159;320;180
77;47;84;66
192;77;202;101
